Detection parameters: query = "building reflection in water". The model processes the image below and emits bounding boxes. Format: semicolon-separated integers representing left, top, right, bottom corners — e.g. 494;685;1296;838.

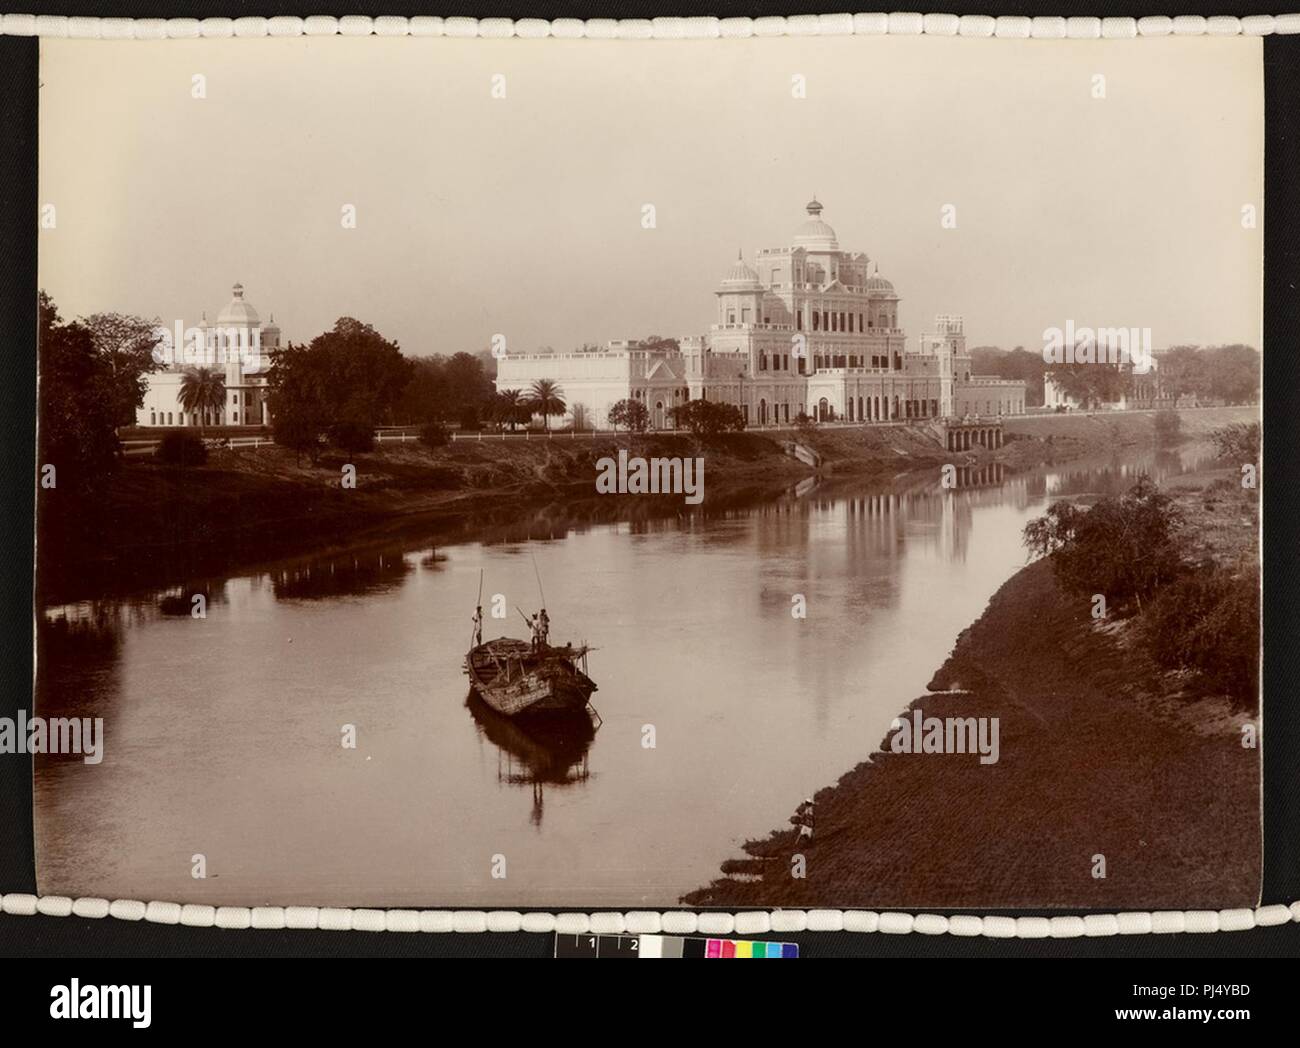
465;693;597;827
271;550;413;601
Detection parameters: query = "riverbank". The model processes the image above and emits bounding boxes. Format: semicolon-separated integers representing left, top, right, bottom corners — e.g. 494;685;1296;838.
38;405;1255;604
682;465;1261;910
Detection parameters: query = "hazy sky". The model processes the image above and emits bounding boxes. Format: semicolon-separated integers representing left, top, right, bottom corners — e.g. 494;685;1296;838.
39;35;1262;357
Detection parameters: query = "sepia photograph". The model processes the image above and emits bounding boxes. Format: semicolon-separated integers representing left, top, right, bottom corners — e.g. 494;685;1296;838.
31;31;1262;912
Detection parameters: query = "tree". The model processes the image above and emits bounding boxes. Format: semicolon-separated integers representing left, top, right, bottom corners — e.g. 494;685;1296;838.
266;342;330;464
970;346;1048;407
83;312;163;427
1047;355;1131;408
528;379;566;432
494;389;529;432
607;397;650;433
444;352;495;422
178;367;226;432
636;335;680;353
397;357;449;424
38;291;121;491
670;398;746;437
1152;409;1181;446
1023;476;1184;612
1205;344;1260;404
267;318;413;461
307;317;413;430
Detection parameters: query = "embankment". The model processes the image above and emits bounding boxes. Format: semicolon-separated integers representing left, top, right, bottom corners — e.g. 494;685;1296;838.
682;470;1261;910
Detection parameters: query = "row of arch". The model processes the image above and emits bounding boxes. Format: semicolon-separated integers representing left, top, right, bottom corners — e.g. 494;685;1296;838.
946;427;1003;451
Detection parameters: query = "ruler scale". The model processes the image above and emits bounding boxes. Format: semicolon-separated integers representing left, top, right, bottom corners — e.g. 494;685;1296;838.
554;934;798;958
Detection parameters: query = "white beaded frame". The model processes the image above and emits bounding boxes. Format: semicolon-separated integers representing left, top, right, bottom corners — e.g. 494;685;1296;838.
0;13;1298;39
4;10;1291;937
2;894;1298;938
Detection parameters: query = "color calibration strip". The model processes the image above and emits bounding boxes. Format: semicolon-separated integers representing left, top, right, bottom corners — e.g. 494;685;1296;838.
554;934;798;958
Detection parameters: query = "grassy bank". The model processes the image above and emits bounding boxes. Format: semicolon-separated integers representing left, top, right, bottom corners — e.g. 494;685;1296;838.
683;467;1260;910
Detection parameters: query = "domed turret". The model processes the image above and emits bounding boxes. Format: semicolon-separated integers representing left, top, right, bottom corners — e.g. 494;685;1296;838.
864;263;897;296
719;250;763;291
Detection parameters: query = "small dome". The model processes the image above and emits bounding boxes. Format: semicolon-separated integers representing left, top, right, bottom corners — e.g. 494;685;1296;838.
720;252;762;290
216;282;260;326
863;262;896;295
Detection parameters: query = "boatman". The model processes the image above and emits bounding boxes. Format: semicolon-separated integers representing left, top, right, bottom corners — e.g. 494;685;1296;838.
538;608;550;648
792;798;815;846
471;604;483;647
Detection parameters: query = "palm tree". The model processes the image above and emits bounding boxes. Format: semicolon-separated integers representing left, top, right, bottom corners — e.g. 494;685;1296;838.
528;379;566;433
178;366;226;433
498;389;526;432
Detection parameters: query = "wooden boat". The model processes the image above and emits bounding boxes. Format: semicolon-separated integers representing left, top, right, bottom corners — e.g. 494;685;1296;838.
464;637;597;717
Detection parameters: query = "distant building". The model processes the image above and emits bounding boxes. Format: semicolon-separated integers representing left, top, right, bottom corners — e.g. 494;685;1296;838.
136;282;281;427
496;199;1025;429
1043;361;1162;412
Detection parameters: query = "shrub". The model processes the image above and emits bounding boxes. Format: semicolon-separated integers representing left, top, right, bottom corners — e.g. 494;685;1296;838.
1153;409;1181;446
154;431;208;466
1209;421;1260;465
329;419;374;454
1144;568;1258;709
458;406;482;432
1022;476;1183;612
607;397;650;433
670;399;746;436
420;422;449;447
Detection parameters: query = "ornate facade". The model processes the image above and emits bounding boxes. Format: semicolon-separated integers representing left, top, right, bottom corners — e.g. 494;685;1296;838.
136;283;280;427
497;200;1026;429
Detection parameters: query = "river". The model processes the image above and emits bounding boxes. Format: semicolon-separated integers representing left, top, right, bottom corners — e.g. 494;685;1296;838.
34;444;1215;906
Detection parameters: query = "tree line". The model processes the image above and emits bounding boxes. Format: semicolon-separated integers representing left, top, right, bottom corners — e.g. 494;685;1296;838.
970;343;1260;408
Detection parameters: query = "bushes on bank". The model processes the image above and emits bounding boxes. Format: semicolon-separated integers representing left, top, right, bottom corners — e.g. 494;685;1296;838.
1024;474;1258;708
420;422;449;447
1022;476;1183;613
1143;568;1258;709
329;419;374;454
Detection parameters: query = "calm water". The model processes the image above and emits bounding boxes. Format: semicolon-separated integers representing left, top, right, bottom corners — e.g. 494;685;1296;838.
35;446;1213;906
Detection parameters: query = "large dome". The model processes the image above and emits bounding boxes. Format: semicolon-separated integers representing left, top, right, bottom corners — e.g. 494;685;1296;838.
793;199;839;251
216;282;260;326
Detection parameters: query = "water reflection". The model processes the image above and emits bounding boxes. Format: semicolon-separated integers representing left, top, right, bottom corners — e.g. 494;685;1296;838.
466;693;597;827
271;550;414;601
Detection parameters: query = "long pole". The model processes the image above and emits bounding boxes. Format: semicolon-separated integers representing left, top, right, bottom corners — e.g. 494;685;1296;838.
470;568;484;650
531;553;546;608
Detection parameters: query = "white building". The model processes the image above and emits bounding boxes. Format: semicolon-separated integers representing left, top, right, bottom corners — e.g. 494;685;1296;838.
496;200;1025;429
136;283;281;427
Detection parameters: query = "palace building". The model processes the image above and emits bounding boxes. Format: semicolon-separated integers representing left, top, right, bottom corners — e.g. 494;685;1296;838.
496;199;1026;430
136;282;280;428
